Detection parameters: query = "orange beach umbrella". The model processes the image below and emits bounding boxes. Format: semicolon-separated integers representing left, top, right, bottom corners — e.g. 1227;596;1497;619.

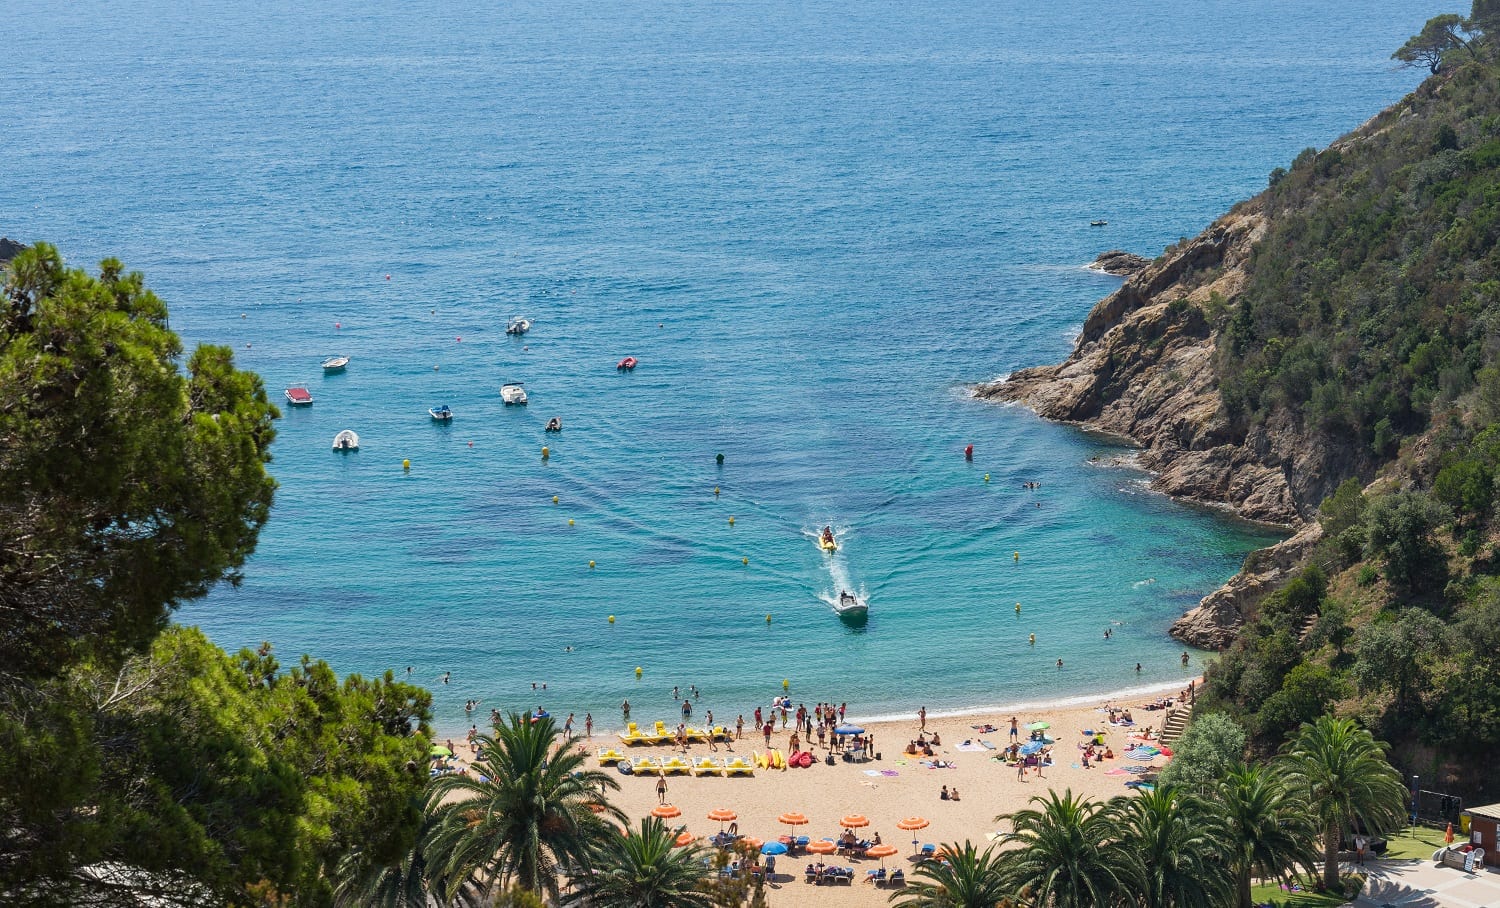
866;844;897;859
778;812;809;827
841;814;870;828
674;831;695;847
743;836;764;850
895;817;929;831
651;804;682;819
806;840;837;854
707;808;738;823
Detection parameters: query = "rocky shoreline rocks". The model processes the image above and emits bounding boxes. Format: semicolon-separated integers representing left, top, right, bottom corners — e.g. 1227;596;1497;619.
1089;250;1151;276
976;215;1328;645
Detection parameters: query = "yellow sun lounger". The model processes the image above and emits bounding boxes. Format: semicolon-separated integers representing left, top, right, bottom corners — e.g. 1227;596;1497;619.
722;756;755;777
597;748;626;765
632;756;663;774
683;726;710;742
692;757;723;777
660;756;692;775
652;721;672;743
619;723;653;745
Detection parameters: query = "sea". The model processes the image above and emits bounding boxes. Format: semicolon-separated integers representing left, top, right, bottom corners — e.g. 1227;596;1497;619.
3;0;1443;735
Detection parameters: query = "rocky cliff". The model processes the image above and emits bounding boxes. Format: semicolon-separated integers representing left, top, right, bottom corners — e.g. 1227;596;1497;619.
975;207;1334;643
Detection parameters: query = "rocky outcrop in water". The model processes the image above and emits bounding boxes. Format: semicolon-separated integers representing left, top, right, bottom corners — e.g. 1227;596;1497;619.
1168;522;1323;647
0;237;25;265
1090;250;1151;276
974;205;1339;643
978;209;1311;524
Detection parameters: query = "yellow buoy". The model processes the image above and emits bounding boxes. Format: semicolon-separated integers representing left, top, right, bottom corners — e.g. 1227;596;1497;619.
1015;602;1021;613
402;459;411;470
542;446;550;459
765;614;772;624
714;486;720;496
742;557;748;565
782;679;789;690
1014;551;1020;562
553;495;559;504
984;473;990;482
635;666;643;676
728;516;735;526
568;519;575;526
608;615;615;624
589;560;596;568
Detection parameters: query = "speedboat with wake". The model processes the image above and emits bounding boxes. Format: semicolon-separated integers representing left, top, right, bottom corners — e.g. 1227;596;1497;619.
834;590;868;618
818;525;838;552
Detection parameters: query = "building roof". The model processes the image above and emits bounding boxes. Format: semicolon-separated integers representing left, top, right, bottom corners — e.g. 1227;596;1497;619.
1469;803;1500;820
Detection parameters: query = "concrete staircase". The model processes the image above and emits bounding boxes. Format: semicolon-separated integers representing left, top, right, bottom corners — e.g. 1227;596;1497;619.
1160;700;1195;748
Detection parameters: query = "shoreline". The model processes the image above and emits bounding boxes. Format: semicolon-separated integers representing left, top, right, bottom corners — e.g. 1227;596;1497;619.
434;674;1202;746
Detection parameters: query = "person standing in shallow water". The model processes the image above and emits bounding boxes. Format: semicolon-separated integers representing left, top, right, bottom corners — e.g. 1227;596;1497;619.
621;699;630;720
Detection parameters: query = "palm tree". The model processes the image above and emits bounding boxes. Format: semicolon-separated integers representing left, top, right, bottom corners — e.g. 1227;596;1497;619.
332;842;432;908
1218;763;1318;908
425;714;624;902
565;817;715;908
998;789;1139;908
1112;784;1233;908
889;841;1012;908
1279;715;1407;891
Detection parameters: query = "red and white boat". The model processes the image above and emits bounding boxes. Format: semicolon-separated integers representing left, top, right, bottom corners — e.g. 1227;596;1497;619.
617;356;638;371
285;386;314;406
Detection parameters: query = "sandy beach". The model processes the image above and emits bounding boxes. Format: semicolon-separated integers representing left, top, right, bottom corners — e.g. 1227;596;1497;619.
450;686;1193;907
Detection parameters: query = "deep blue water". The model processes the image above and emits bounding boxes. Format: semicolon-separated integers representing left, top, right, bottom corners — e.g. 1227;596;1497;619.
4;0;1440;733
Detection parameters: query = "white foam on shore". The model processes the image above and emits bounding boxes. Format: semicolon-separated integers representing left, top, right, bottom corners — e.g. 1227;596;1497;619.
846;677;1195;727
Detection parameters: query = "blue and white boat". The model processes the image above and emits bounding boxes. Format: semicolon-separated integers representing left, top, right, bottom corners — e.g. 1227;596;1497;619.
429;404;453;421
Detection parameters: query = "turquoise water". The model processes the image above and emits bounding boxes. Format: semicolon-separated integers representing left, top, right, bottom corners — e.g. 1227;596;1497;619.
4;0;1439;734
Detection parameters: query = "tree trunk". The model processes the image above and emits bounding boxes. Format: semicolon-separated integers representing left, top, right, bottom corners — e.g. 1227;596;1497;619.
1324;820;1340;891
1237;870;1252;908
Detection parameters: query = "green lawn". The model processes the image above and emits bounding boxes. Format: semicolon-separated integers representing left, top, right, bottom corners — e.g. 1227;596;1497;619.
1382;825;1450;860
1248;880;1358;907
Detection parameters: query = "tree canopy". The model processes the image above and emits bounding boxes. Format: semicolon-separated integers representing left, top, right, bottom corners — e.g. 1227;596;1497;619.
0;243;278;680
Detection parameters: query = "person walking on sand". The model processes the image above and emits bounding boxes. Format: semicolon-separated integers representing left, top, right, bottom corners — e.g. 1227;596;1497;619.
584;713;593;738
656;775;668;805
563;713;574;738
736;714;744;739
918;706;927;731
763;721;773;747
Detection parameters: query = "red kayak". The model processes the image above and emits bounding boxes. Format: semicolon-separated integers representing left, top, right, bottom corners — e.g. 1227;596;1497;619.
617;356;638;371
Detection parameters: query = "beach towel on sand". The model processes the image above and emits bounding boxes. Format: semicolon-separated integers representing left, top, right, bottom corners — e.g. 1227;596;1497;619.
955;742;988;753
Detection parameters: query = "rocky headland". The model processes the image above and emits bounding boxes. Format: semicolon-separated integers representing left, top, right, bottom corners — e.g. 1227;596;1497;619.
976;208;1342;645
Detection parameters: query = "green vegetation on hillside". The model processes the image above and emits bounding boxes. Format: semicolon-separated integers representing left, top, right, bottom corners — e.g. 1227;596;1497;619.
1203;6;1500;799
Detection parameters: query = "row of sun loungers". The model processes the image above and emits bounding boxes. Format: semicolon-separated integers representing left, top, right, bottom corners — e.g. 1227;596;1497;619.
618;721;730;745
596;749;756;776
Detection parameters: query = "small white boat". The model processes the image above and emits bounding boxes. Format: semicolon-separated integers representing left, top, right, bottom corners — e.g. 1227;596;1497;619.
322;355;350;372
834;590;868;618
545;416;561;432
429;405;453;421
332;429;359;451
506;317;532;336
501;382;528;405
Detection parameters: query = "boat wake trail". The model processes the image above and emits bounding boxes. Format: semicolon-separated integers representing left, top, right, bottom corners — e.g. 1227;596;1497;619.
818;552;867;613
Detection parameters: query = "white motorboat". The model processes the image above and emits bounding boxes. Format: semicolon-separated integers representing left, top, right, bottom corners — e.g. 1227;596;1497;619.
332;429;359;451
834;590;868;618
506;317;532;336
321;355;350;372
429;405;453;421
501;382;528;405
285;386;314;406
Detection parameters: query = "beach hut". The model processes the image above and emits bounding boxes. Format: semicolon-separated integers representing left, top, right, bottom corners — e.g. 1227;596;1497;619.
1466;804;1500;854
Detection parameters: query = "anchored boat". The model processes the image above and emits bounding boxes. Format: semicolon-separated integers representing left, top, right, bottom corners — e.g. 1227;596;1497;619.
506;317;532;336
285;386;314;406
501;382;528;405
429;405;453;421
321;355;349;372
331;429;359;451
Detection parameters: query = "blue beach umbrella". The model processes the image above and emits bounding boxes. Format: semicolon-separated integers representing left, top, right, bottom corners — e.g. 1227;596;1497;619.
1019;741;1044;756
834;724;865;736
760;841;789;856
